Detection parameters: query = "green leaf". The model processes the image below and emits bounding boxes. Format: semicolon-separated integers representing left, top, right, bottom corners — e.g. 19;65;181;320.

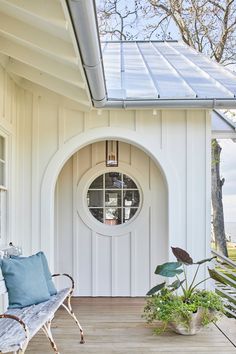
195;256;216;265
171;247;193;264
168;279;185;290
208;268;227;285
155;262;183;277
146;282;166;295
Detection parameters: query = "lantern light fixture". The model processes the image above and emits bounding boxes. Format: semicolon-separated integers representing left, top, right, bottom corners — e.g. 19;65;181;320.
105;140;119;167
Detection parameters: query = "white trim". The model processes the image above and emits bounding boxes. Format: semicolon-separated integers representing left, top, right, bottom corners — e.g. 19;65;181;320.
76;163;146;237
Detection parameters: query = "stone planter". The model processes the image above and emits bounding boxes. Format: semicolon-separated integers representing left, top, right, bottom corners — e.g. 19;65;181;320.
168;307;215;335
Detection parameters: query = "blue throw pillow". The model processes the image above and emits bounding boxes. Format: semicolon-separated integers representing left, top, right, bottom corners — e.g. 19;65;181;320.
9;252;57;296
37;252;57;296
1;253;51;308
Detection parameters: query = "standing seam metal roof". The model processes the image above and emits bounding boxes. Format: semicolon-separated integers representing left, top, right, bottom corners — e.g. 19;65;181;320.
101;41;236;101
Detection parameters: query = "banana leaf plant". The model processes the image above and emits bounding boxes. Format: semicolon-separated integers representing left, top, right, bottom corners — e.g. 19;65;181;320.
147;247;221;301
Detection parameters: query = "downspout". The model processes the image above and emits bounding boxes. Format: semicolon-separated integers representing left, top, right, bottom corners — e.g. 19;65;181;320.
67;0;107;108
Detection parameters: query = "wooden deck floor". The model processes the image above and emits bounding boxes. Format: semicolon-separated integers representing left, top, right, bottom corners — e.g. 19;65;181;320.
28;297;236;354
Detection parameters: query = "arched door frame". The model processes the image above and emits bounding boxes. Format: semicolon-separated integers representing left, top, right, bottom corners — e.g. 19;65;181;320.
40;126;181;269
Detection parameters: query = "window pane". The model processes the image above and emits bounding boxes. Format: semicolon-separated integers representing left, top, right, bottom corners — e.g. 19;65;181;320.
87;190;103;207
90;175;103;189
123;190;140;207
90;208;103;223
123;208;138;222
87;172;140;225
105;191;121;207
105;172;122;188
0;136;4;161
105;208;122;225
123;174;137;189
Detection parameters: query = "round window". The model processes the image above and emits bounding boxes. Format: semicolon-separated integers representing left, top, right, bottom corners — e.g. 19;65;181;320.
87;172;140;225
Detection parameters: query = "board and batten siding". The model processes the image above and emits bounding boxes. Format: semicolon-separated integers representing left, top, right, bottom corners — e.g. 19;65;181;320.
0;63;18;312
55;141;168;296
0;65;211;299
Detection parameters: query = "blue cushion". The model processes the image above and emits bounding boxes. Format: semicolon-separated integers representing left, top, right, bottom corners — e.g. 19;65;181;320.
1;253;51;308
9;252;57;296
38;252;57;296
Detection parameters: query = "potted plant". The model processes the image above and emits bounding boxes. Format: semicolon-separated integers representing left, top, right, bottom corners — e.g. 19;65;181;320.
143;247;224;335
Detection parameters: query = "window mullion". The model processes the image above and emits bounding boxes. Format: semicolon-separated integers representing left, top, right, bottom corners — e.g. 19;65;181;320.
87;172;140;226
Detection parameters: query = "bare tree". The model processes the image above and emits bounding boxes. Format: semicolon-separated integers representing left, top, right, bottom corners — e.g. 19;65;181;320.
143;0;236;66
211;140;228;255
97;0;140;40
97;0;236;256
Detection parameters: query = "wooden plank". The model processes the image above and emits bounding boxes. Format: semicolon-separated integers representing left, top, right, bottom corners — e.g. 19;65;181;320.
0;36;85;88
27;297;236;353
216;317;236;348
0;288;70;352
6;59;89;103
0;12;75;62
0;0;68;40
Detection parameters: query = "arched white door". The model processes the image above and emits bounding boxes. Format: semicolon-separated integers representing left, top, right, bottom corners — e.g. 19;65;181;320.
55;141;167;296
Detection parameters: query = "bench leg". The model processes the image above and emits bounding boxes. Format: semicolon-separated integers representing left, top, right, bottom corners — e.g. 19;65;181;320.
42;319;60;354
62;296;85;344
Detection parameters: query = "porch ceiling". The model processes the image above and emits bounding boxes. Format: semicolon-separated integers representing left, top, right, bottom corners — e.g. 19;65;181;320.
0;0;92;110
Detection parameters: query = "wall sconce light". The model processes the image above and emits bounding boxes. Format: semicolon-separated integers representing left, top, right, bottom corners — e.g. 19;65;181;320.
106;140;119;167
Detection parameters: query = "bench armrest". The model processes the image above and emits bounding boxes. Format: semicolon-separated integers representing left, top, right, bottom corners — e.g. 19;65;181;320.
52;273;74;296
0;314;30;349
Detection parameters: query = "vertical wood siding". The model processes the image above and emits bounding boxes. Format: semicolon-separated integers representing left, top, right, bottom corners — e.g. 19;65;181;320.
0;64;211;297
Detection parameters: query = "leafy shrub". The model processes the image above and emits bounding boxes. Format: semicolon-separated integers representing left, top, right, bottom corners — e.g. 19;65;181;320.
143;247;224;333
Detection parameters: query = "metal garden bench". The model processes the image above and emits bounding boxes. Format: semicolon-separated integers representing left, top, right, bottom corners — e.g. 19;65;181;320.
0;273;84;354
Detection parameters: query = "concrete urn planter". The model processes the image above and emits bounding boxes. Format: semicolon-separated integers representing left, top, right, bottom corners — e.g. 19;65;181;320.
168;307;216;335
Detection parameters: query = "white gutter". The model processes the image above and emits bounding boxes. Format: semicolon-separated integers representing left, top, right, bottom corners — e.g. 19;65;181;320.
67;0;107;107
67;0;236;110
105;99;236;109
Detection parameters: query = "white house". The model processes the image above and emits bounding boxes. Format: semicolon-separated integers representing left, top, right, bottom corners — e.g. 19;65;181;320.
0;0;236;299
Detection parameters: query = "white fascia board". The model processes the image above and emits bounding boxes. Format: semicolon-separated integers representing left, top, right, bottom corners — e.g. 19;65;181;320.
212;132;236;140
